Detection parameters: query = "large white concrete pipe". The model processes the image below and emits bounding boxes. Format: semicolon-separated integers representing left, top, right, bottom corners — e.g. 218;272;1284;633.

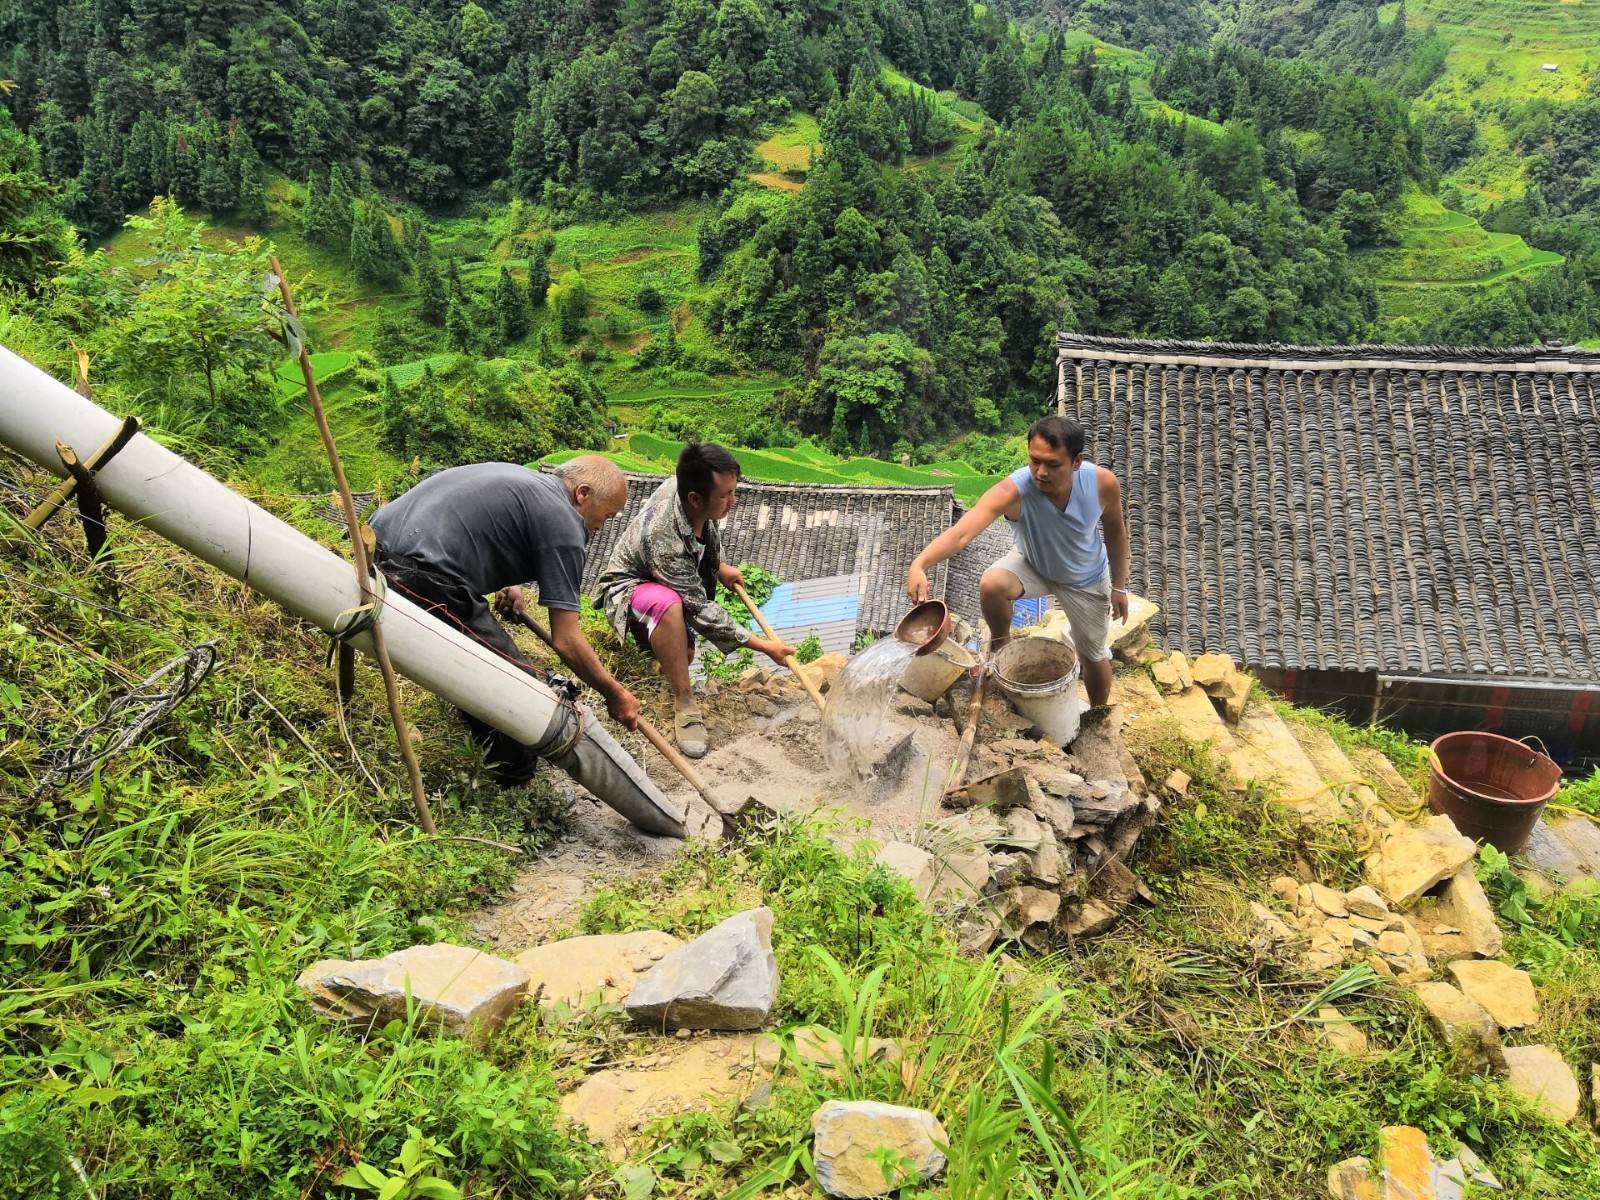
0;344;691;837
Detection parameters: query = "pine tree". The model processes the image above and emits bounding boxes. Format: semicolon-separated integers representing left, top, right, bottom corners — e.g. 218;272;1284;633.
446;255;466;304
236;156;269;225
416;240;447;327
526;241;551;307
379;372;407;453
370;203;403;276
350;202;380;282
495;266;529;343
197;148;236;213
321;164;356;252
446;294;474;351
535;327;558;366
352;202;403;284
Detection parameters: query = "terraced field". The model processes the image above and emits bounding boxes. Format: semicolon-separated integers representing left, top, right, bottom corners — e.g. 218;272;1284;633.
1365;186;1563;328
544;432;1002;503
1405;0;1600;105
1400;0;1600;207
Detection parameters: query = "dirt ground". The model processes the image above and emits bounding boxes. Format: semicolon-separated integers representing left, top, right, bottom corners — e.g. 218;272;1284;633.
467;659;1128;953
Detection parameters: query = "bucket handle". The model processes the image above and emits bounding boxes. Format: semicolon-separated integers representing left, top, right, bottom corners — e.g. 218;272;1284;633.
1517;734;1551;764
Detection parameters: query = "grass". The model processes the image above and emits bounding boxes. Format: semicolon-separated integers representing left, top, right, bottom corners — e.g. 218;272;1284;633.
753;112;821;178
0;466;593;1196
1401;1;1600;217
1057;31;1228;138
568;710;1600;1197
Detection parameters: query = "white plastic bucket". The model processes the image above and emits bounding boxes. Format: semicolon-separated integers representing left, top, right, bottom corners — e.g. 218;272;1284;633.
899;617;975;703
991;638;1084;746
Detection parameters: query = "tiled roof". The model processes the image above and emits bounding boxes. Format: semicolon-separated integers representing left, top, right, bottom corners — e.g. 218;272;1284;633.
572;474;957;636
1058;333;1600;681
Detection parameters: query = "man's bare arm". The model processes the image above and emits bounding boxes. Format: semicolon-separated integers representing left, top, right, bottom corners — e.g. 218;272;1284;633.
1098;468;1131;622
547;607;641;728
906;479;1020;601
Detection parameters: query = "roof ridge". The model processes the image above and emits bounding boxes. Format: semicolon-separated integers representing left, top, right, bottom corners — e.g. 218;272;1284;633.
1056;332;1600;371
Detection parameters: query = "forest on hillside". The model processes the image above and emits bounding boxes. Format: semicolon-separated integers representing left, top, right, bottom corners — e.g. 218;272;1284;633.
2;0;1600;468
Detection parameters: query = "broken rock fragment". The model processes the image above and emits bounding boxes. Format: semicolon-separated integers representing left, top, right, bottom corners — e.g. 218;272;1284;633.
998;885;1061;930
514;931;680;1012
873;841;938;902
625;907;779;1031
1436;866;1504;959
1502;1045;1581;1123
812;1100;948;1198
1364;815;1477;908
1446;960;1538;1030
297;943;529;1038
1409;981;1506;1073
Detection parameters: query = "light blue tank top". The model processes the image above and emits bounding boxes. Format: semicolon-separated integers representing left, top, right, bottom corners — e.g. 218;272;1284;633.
1009;461;1108;588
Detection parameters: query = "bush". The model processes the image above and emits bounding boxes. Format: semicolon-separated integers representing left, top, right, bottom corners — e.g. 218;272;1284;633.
635;281;666;312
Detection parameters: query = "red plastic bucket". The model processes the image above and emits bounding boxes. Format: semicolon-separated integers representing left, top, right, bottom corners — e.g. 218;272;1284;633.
1426;731;1562;853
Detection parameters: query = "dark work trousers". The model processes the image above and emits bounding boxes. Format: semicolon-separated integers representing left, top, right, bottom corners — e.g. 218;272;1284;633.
375;549;543;786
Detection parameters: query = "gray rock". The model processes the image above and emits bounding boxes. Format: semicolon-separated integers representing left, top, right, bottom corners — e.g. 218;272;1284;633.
625;907;779;1031
1029;820;1063;885
811;1100;948;1198
297;943;529;1039
988;851;1028;890
1027;789;1076;841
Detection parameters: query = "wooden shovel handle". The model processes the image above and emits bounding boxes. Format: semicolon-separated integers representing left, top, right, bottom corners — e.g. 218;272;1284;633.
511;609;735;815
732;580;827;714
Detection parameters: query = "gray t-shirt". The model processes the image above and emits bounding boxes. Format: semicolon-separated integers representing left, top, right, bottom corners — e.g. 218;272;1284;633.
369;463;587;610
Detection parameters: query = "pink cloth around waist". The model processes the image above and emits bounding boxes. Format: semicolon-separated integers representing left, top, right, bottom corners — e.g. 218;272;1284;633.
628;582;683;634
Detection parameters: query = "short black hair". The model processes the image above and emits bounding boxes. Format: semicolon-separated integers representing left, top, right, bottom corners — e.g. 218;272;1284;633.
1028;415;1086;458
676;442;741;503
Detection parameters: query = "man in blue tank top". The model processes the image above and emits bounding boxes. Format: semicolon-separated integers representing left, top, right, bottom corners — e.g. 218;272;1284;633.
906;415;1131;708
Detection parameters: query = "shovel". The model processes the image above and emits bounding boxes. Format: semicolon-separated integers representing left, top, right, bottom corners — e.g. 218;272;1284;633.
507;609;746;819
731;580;828;715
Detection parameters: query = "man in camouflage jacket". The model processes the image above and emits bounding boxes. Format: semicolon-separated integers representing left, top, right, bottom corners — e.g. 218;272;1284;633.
594;442;794;757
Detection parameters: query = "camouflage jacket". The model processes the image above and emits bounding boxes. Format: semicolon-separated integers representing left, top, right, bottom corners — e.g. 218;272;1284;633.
594;477;752;653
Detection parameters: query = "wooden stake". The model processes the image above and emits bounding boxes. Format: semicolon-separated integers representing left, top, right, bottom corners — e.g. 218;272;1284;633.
943;640;993;798
22;415;139;533
732;580;827;714
271;256;437;835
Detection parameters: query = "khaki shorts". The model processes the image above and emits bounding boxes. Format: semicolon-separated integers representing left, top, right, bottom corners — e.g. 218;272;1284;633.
989;548;1112;663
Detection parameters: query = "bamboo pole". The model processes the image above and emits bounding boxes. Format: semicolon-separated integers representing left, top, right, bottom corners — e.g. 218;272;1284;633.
731;580;827;714
271;256;437;835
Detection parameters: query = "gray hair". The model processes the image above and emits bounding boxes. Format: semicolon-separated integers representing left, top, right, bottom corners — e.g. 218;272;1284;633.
552;455;626;503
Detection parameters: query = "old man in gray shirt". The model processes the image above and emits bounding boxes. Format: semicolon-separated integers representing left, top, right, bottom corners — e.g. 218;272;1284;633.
371;456;639;784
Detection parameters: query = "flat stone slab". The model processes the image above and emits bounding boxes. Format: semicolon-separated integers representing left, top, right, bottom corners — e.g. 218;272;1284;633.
1437;867;1504;959
1410;981;1503;1072
1365;815;1477;908
513;931;681;1012
1503;1044;1581;1124
1447;960;1538;1030
1226;701;1331;816
811;1100;948;1198
297;943;529;1038
872;841;938;902
560;1035;766;1155
625;907;779;1031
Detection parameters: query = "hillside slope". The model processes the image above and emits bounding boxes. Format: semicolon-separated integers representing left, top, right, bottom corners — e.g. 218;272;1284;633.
6;462;1600;1195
